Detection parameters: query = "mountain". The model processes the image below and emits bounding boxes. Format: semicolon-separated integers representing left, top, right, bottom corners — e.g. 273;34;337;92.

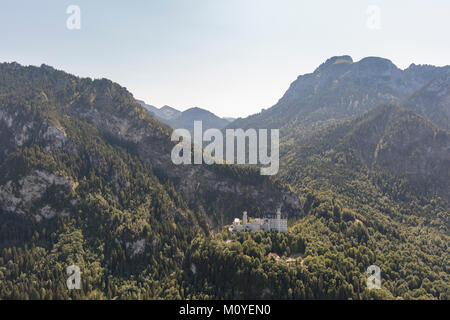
228;56;450;135
0;63;300;226
135;100;163;117
0;62;300;299
281;104;450;200
135;100;181;125
0;60;449;300
159;105;182;120
136;100;229;134
401;71;450;130
173;107;230;133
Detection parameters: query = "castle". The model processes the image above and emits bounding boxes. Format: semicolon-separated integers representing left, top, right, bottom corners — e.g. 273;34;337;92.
229;209;287;233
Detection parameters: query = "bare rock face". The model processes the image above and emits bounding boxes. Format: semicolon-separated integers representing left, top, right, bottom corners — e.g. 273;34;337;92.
0;107;74;160
42;122;69;150
0;108;36;159
0;170;75;219
125;239;146;257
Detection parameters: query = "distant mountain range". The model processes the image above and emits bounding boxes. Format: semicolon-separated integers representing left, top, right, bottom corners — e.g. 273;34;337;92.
136;100;233;134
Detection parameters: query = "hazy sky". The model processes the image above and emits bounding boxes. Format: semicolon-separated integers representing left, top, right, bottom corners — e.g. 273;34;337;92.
1;0;449;118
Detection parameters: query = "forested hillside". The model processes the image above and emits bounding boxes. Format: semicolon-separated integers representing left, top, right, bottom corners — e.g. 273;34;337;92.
213;57;450;300
401;71;450;130
181;106;449;300
0;62;299;299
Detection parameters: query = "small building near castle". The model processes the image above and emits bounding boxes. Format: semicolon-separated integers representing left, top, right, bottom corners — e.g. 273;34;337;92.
229;209;288;233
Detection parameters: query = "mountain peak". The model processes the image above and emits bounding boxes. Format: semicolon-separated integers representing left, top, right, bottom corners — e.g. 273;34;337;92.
356;56;398;71
160;105;179;112
183;107;213;115
315;55;353;72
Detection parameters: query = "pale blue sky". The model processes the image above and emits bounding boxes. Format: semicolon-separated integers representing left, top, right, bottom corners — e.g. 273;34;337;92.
1;0;449;118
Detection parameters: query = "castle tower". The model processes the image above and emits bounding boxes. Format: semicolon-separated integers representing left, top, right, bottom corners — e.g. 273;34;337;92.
243;211;247;226
276;208;281;232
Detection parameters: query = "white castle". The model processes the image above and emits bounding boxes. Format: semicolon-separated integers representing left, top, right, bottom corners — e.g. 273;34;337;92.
230;209;288;233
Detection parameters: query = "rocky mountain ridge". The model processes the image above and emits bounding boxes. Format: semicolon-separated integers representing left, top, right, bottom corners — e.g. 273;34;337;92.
228;56;450;136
